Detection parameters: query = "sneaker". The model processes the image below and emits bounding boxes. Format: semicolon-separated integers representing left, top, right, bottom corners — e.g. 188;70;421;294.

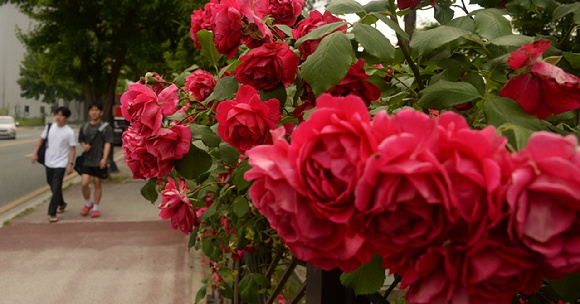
81;203;93;216
91;210;100;218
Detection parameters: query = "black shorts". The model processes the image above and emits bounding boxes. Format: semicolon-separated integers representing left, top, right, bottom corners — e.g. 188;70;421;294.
81;165;108;179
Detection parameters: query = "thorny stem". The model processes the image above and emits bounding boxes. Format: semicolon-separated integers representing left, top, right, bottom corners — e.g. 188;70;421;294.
386;70;419;98
386;0;424;92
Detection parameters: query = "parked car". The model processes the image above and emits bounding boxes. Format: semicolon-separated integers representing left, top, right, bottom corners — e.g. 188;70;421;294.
0;116;17;139
113;94;130;146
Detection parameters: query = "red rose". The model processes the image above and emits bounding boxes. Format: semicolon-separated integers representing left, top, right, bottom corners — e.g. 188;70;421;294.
507;132;580;276
239;0;273;43
235;42;299;91
149;72;165;96
499;39;580;120
145;125;192;161
190;0;219;50
216;85;281;154
159;177;199;234
121;83;178;136
397;0;433;10
354;110;451;252
437;112;512;244
269;0;304;26
185;69;217;102
211;0;242;58
287;94;378;223
122;129;173;179
245;128;374;272
326;59;381;106
292;10;346;60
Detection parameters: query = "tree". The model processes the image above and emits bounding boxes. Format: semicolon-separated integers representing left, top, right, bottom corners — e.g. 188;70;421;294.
1;0;208;122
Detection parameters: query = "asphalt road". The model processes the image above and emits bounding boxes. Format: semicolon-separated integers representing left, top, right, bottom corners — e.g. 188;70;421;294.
0;126;83;209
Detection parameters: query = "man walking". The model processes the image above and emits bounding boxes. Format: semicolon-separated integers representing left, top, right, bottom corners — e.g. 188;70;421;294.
78;103;113;218
31;107;76;223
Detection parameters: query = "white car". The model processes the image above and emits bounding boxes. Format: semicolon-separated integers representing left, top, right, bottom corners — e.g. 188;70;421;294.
0;116;17;139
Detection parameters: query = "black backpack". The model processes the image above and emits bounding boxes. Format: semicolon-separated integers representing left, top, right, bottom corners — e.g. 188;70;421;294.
37;123;52;165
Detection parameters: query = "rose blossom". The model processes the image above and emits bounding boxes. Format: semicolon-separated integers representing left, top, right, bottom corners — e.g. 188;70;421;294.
145;125;192;161
235;42;299;91
149;72;165;95
239;0;274;45
437;111;512;243
211;0;242;58
122;129;173;179
353;109;451;253
397;0;432;10
507;131;580;276
499;39;580;120
288;94;378;223
292;10;347;60
245;128;374;272
216;85;281;154
326;59;381;106
120;83;179;135
269;0;304;26
185;69;217;102
190;0;219;50
159;177;199;234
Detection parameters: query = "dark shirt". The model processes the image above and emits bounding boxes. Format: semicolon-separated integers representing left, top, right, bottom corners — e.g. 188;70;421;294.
78;121;114;167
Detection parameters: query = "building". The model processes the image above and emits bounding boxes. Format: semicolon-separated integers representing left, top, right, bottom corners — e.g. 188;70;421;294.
0;3;83;122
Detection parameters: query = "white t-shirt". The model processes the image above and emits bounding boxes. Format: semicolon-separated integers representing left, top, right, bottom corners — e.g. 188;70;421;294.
40;123;76;168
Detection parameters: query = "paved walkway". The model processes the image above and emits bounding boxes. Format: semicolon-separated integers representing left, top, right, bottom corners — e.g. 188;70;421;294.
0;158;207;304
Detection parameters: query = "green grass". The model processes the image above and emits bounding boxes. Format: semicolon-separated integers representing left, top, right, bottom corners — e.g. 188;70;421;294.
16;116;45;126
2;207;34;227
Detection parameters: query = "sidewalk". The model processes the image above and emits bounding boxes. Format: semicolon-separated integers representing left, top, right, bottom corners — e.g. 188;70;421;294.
0;158;207;304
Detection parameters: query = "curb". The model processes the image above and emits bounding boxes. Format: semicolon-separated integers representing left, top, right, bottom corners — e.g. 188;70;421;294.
0;151;125;227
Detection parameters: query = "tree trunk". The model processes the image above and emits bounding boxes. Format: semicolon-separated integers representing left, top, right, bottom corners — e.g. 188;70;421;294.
103;47;127;161
80;53;93;123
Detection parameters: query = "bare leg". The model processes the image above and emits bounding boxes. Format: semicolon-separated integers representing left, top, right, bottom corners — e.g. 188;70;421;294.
81;174;91;200
93;177;103;205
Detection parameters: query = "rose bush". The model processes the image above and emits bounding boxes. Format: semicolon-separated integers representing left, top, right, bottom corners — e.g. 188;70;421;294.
121;0;580;303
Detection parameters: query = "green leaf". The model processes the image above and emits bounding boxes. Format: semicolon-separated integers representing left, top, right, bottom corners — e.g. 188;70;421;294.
197;30;223;67
474;10;512;40
552;3;580;22
462;72;486;96
295;22;348;47
251;273;270;287
233;157;252;191
260;82;287;105
219;280;235;299
202;239;214;256
488;35;534;47
190;124;221;147
353;23;395;62
550;273;580;303
166;112;185;121
410;26;470;56
418;80;481;109
174;144;213;180
140;178;158;204
233;196;250;217
483;97;543;130
499;123;534;150
373;13;409;41
218;142;240;166
213;76;239;101
340;253;386;295
325;0;365;15
194;285;208;304
434;5;454;25
188;227;199;250
447;16;475;32
274;24;293;37
563;52;580;69
301;32;352;97
239;275;259;303
364;0;389;13
199;206;216;222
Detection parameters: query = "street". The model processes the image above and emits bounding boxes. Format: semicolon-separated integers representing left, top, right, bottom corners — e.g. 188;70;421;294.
0;126;83;209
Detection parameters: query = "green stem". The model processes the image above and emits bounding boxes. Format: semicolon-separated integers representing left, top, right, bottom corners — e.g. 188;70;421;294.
560;24;579;45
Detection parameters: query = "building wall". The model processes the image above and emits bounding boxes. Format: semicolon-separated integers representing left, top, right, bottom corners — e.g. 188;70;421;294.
0;4;84;122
